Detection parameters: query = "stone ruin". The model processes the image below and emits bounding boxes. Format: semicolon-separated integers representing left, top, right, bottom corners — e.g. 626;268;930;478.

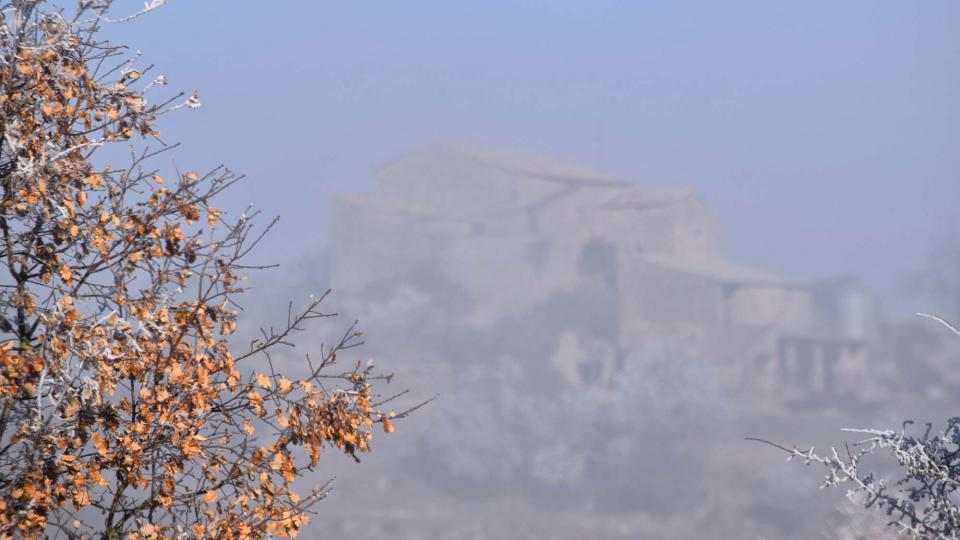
330;144;878;406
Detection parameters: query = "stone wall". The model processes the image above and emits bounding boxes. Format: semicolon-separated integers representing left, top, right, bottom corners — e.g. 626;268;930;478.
330;144;877;404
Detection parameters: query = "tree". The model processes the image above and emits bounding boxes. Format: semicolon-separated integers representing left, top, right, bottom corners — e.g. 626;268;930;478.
751;314;960;539
0;1;410;537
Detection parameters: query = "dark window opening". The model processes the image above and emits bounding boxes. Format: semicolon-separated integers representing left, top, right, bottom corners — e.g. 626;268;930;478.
579;239;618;290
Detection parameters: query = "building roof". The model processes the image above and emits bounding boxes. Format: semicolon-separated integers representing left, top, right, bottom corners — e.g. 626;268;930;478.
378;144;627;188
641;252;802;287
451;145;626;187
599;189;702;211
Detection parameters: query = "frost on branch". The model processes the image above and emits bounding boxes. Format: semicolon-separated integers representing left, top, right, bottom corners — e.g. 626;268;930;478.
753;315;960;539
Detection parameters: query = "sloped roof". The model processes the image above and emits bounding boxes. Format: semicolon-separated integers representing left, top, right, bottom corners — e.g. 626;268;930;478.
451;145;625;186
641;252;802;287
600;189;702;211
379;144;627;188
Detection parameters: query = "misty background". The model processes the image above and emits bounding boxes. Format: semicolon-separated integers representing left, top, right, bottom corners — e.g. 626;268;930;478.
121;1;960;311
112;2;960;538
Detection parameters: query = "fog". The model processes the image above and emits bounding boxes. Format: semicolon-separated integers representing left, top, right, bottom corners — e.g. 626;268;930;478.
122;2;960;537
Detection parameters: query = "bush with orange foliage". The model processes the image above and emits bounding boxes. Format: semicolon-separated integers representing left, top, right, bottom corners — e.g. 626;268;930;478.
0;1;411;537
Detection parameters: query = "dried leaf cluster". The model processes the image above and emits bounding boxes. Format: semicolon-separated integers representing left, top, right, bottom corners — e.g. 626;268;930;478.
0;1;407;538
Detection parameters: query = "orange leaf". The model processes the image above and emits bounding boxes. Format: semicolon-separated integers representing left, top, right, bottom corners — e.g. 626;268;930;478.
58;265;73;285
271;452;284;471
206;207;221;227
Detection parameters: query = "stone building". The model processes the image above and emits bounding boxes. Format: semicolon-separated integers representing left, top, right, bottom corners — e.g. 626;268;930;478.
330;144;877;404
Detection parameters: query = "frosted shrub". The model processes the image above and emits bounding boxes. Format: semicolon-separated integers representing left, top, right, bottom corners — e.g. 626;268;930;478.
422;347;729;509
757;314;960;539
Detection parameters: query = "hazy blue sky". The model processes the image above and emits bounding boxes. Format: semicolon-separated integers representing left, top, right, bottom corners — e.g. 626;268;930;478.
114;1;960;315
